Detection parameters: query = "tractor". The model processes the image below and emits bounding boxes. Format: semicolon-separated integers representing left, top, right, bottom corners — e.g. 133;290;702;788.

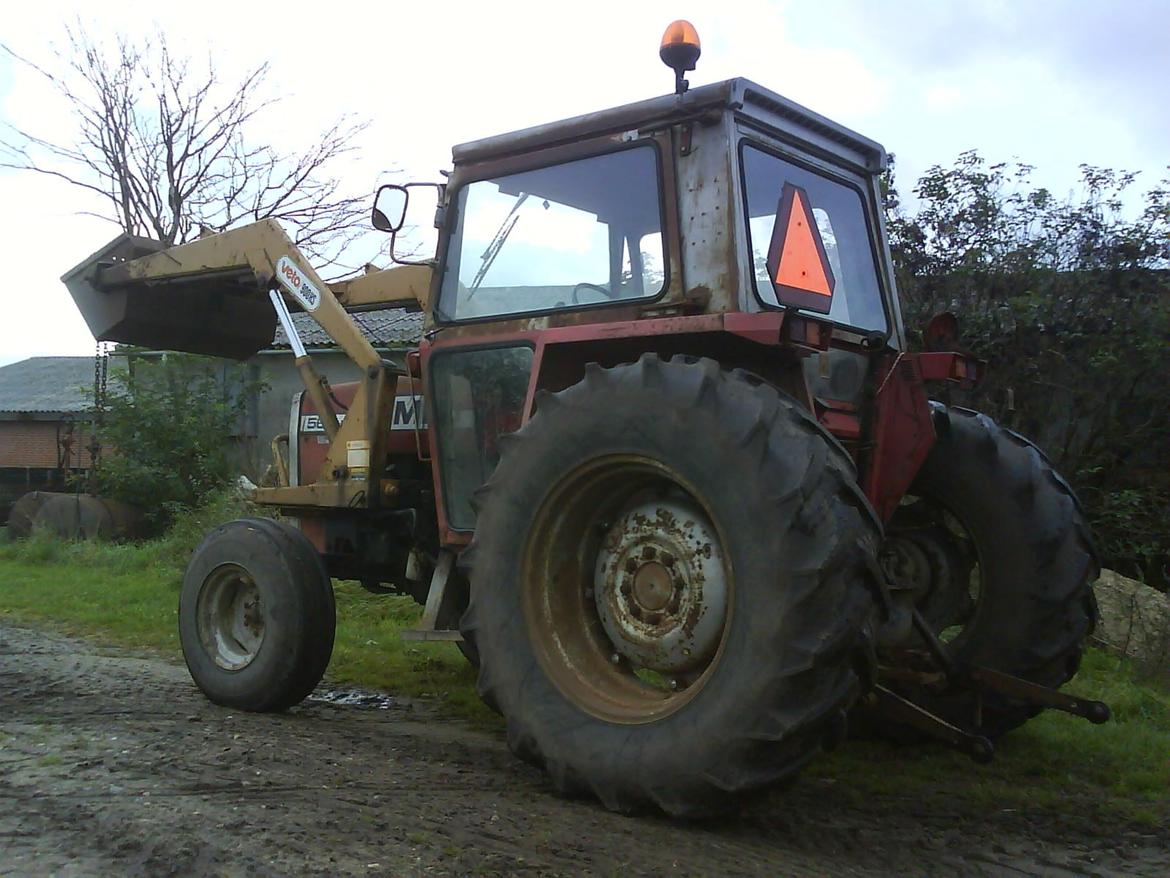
62;22;1106;817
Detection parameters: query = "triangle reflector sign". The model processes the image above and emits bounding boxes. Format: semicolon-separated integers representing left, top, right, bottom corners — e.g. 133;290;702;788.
765;183;836;314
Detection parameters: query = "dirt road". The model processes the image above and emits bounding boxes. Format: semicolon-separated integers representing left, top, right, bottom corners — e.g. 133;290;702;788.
1;624;1165;877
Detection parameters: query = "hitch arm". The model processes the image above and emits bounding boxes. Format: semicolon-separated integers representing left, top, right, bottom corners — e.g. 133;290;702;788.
864;685;995;763
965;666;1111;725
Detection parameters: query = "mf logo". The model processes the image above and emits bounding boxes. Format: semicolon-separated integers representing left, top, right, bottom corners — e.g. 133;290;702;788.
299;397;425;434
392;396;427;431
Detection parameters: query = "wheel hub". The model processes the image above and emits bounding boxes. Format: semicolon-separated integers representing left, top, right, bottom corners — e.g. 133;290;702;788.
632;561;673;611
884;519;978;644
594;497;727;674
197;564;266;671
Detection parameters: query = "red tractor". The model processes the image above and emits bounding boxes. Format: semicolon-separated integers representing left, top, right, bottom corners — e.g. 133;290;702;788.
63;23;1105;816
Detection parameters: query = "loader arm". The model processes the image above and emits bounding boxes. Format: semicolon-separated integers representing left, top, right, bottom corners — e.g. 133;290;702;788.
62;219;433;510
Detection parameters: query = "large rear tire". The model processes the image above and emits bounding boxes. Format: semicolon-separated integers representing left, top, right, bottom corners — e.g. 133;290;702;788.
461;355;881;816
179;517;336;712
881;405;1098;737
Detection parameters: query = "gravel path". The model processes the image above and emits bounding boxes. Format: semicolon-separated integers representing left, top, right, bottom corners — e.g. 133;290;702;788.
1;623;1165;876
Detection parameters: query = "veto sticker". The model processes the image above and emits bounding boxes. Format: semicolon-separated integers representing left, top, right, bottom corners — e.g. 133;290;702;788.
275;256;322;312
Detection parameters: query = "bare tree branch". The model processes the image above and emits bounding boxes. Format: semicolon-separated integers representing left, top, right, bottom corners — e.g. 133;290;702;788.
1;26;378;270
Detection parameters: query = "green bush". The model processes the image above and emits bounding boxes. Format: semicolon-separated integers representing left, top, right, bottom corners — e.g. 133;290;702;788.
90;353;264;528
886;153;1170;587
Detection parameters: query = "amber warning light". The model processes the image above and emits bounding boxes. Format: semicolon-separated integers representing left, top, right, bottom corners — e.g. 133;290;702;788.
660;20;701;95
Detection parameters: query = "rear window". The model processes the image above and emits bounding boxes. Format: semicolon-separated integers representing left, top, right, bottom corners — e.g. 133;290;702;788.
741;143;887;333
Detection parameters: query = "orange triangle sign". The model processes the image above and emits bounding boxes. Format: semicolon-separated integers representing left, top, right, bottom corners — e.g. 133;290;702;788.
765;183;836;313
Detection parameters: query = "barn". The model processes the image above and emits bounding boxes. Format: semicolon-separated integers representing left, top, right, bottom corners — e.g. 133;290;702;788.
0;356;96;521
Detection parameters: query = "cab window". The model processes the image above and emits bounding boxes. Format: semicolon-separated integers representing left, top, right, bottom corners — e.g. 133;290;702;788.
438;145;666;321
741;143;887;333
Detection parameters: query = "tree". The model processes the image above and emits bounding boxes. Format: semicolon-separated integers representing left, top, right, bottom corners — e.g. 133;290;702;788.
885;152;1170;587
91;353;264;526
0;27;373;270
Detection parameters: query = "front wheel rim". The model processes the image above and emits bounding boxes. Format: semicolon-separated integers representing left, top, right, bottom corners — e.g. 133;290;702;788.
520;455;733;724
197;564;266;671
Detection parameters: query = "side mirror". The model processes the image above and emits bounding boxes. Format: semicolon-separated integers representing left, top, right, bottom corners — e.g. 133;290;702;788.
372;184;408;233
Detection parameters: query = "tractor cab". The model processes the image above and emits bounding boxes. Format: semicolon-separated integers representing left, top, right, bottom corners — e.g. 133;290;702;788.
386;78;904;350
379;77;911;541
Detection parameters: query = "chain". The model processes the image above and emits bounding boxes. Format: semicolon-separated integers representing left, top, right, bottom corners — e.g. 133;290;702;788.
88;341;110;489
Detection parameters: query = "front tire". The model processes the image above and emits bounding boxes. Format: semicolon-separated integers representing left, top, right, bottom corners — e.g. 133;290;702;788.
179;517;336;712
462;355;881;816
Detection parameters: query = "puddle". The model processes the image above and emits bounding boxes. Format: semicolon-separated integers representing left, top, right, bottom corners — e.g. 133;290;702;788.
309;688;399;710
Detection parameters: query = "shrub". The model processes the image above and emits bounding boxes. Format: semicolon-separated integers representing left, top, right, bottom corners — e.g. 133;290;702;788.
886;153;1170;586
89;353;264;528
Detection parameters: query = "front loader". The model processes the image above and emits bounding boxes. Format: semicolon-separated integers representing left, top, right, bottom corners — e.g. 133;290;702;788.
62;22;1107;817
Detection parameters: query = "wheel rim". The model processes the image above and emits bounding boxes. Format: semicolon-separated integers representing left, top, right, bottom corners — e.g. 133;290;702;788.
197;563;266;671
886;497;981;646
520;454;732;723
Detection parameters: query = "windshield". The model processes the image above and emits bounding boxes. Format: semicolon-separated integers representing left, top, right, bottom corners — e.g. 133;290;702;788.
741;143;887;332
438;145;666;321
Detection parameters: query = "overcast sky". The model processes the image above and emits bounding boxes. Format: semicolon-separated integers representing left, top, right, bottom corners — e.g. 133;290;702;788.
1;0;1165;367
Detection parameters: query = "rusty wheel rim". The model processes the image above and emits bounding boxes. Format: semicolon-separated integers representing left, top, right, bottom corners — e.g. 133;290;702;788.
197;563;266;671
520;454;732;724
888;498;982;646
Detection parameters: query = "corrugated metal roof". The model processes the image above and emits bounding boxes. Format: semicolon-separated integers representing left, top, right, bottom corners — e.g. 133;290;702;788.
271;308;423;350
0;357;96;415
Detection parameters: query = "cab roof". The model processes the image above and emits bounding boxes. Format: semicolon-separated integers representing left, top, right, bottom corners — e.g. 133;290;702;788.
451;78;887;176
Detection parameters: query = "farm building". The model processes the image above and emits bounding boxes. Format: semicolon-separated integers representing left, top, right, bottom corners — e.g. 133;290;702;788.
0;308;423;517
0;356;96;521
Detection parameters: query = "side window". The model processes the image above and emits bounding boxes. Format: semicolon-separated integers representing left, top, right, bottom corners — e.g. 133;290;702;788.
428;345;534;530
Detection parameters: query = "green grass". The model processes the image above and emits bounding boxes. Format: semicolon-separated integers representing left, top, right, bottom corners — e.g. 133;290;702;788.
0;500;488;723
812;648;1170;824
1;510;1167;822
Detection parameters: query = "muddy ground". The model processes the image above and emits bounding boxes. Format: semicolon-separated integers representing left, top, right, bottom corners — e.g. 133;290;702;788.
1;624;1166;877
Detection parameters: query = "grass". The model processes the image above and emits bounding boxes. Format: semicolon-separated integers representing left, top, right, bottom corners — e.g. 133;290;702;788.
812;648;1170;825
1;506;1168;823
0;495;488;723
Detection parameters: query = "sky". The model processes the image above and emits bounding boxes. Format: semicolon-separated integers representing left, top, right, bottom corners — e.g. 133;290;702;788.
0;0;1166;367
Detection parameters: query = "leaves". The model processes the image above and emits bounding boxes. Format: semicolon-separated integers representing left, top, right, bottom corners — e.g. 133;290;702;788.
91;355;265;526
886;153;1170;586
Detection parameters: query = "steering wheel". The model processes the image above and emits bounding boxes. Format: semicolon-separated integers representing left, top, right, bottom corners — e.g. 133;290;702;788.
572;282;615;305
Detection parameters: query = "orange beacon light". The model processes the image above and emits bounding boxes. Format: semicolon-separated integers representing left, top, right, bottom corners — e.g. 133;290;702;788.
660;20;701;95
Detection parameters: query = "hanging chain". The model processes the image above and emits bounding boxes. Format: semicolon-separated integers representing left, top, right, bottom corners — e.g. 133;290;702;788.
88;341;110;489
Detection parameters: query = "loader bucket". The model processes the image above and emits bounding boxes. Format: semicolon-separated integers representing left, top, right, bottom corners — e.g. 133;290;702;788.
61;233;277;361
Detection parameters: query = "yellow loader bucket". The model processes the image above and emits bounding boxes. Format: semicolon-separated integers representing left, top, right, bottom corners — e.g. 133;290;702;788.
61;231;278;360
